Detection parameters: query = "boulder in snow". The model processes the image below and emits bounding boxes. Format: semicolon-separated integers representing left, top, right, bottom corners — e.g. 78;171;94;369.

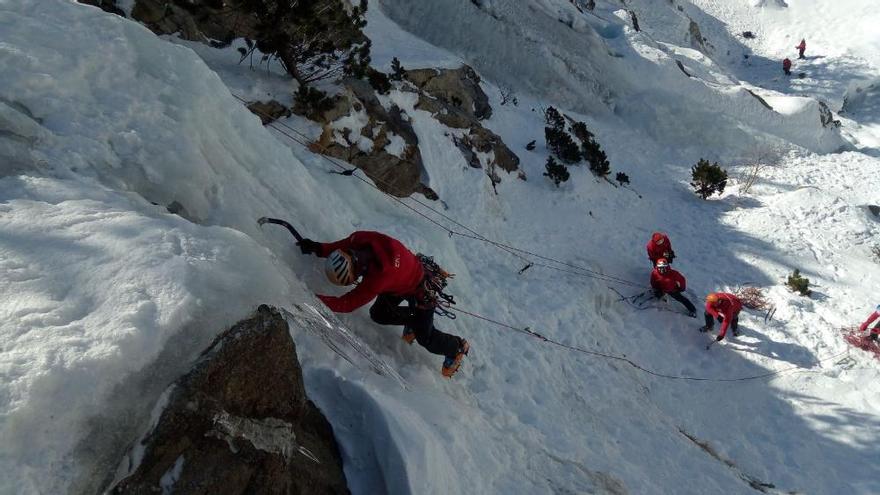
405;65;492;125
109;305;349;494
311;78;437;199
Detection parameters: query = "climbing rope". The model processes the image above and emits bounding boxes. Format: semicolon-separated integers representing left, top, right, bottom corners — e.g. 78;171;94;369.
236;95;857;382
234;93;647;289
449;306;852;383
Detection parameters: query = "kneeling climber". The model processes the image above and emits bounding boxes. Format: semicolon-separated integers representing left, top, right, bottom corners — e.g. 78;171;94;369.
650;258;697;317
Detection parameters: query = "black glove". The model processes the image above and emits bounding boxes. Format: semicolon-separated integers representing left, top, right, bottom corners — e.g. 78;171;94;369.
668;250;676;262
716;316;724;323
297;238;320;255
716;334;724;342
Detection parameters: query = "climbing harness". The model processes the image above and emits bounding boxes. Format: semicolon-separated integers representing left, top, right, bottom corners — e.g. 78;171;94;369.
415;253;457;319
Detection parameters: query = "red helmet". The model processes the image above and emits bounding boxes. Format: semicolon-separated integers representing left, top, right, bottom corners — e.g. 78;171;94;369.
652;232;666;245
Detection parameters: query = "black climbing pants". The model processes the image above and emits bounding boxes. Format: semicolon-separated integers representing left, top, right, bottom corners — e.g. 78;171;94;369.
704;312;739;334
668;291;696;314
369;294;462;358
653;289;696;314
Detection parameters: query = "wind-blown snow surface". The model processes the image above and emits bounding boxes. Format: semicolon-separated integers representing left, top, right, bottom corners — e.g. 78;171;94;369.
1;0;879;494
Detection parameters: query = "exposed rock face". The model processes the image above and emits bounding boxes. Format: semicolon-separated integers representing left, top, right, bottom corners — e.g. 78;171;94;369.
405;65;492;127
248;100;292;125
129;0;258;43
688;20;709;52
311;78;437;199
109;305;349;495
403;66;521;185
78;0;125;16
817;101;841;128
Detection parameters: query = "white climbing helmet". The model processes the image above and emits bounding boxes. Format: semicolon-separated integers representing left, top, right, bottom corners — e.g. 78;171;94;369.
656;258;669;273
325;249;356;286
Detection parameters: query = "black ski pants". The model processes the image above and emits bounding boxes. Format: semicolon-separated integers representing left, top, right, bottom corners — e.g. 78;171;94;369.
704;312;739;334
653;289;696;314
369;294;462;358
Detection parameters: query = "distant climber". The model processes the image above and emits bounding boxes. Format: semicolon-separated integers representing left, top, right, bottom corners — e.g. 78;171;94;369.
646;232;675;266
650;258;696;317
796;38;806;59
783;58;792;76
858;305;880;341
700;292;743;341
296;231;469;377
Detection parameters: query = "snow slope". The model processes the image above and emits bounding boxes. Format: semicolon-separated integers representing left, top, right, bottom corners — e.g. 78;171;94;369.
1;0;879;494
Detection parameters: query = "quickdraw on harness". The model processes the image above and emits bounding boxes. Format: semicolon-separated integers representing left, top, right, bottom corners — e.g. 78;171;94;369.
415;254;457;319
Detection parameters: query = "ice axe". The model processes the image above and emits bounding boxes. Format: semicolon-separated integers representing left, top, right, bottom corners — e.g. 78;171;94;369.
258;217;304;242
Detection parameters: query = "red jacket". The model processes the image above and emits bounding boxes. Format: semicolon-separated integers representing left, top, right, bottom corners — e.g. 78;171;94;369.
705;293;743;339
650;268;686;293
315;231;424;313
783;58;792;70
859;306;880;334
646;233;673;263
796;39;806;51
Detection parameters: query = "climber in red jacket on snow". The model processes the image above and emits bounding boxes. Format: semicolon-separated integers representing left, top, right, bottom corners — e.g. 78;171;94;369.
858;305;880;341
783;58;792;76
650;259;696;317
700;292;743;341
646;232;675;266
297;231;469;377
796;38;806;59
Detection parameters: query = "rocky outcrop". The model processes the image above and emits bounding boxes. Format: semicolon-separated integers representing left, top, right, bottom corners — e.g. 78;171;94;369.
310;78;437;199
248;100;292;125
817;101;841;128
403;66;522;186
78;0;125;16
308;67;522;196
405;65;492;127
109;305;349;495
129;0;258;43
688;20;709;52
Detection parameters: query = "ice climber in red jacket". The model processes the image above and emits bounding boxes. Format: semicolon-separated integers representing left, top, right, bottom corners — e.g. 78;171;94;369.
650;259;696;317
646;232;675;266
796;38;806;59
297;231;469;377
700;292;743;341
783;58;792;76
858;305;880;341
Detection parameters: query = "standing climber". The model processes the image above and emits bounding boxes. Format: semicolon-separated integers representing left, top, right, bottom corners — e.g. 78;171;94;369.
646;232;675;266
297;231;469;377
796;38;806;59
858;304;880;341
650;258;696;317
783;58;792;76
700;292;743;341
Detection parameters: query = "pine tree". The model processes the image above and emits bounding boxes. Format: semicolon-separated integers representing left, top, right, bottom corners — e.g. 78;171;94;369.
544;106;565;131
545;127;581;164
690;159;728;199
293;85;334;121
582;138;610;176
390;56;406;81
238;0;370;86
543;156;570;187
570;121;594;143
367;68;391;94
786;269;811;296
